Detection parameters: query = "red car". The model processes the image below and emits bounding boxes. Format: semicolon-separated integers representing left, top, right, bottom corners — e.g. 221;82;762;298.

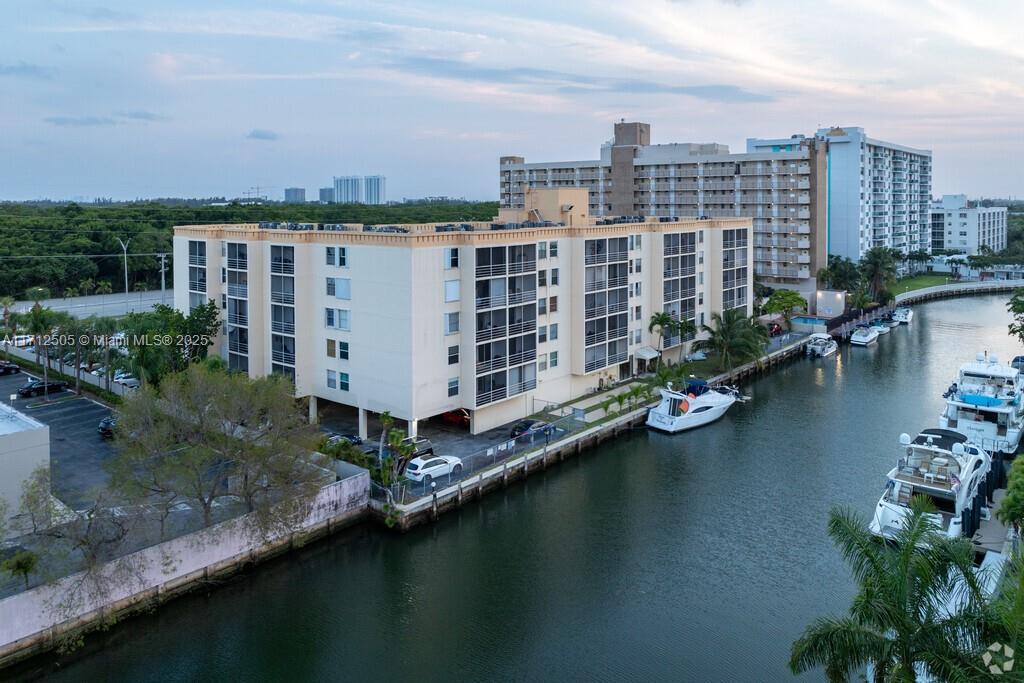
441;408;471;428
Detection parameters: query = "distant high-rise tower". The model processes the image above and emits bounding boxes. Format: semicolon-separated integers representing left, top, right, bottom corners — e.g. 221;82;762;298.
319;187;335;204
334;176;363;204
363;175;387;205
284;187;306;204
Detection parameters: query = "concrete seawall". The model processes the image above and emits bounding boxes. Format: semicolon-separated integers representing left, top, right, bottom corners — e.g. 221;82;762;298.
894;279;1024;305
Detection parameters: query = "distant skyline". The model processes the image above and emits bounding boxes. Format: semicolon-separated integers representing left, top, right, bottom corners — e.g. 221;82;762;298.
2;0;1023;201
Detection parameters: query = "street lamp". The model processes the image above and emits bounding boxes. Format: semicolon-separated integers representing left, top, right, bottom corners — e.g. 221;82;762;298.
117;237;132;308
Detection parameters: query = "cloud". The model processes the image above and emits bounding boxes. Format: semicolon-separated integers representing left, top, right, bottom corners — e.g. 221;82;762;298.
44;115;118;127
0;61;55;80
115;110;167;121
246;128;279;141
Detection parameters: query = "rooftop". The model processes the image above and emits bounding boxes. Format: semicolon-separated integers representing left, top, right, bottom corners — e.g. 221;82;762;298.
0;403;46;437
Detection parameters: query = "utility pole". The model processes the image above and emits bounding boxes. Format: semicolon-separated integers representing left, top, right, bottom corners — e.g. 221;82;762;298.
158;253;168;304
117;237;132;310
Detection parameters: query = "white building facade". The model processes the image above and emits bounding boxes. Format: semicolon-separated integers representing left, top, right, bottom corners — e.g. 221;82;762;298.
0;404;50;539
749;127;932;262
363;176;387;205
929;195;1007;255
175;189;753;436
333;176;363;204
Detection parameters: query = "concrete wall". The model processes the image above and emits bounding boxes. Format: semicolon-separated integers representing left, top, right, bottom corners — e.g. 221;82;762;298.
0;418;48;540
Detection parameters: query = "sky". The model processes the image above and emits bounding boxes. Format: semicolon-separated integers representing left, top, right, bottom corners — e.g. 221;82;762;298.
2;0;1023;201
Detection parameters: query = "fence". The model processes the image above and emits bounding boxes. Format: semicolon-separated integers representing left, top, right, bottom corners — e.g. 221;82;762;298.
1;344;130;397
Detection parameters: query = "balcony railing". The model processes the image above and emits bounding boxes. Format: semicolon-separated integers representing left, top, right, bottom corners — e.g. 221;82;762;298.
608;300;628;314
585;330;607;346
271;350;295;365
584;358;607;373
271;320;295;335
271;290;294;305
664;246;681;256
188;255;206;266
270;260;294;275
476;386;508;407
508;349;537;366
584;252;607;265
475;263;507;278
607;351;628;365
188;280;207;293
507;260;536;275
228;313;248;326
585;280;607;293
228;341;248;354
607;250;628;262
607;275;628;288
608;327;628;341
476;357;507;374
507;290;536;305
476;294;507;310
227;258;247;270
507;319;536;336
227;284;248;298
475;324;507;342
508;378;537;397
585;305;607;319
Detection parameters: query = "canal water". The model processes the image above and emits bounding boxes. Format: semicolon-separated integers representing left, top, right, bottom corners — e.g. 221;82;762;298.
32;295;1021;682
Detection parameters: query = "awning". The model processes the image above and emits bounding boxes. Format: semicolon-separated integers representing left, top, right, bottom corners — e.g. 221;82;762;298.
635;346;660;361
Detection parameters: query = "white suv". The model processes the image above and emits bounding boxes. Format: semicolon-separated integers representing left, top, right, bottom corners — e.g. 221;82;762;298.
404;455;463;486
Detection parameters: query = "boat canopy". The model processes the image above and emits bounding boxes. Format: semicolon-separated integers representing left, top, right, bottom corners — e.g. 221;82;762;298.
809;333;832;342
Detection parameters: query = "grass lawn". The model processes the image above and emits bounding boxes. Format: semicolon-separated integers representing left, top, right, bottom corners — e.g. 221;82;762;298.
892;274;953;295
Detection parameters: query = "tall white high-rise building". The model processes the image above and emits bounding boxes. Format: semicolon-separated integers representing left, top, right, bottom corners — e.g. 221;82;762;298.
930;195;1007;255
363;175;387;205
748;127;932;262
334;176;363;204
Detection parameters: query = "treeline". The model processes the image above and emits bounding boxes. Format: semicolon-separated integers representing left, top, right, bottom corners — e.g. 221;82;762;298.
0;201;499;299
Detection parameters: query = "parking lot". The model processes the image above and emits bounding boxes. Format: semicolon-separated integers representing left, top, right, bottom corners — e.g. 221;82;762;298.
0;370;114;510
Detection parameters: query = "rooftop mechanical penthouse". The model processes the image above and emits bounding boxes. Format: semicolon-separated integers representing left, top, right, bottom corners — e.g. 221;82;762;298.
174;188;753;436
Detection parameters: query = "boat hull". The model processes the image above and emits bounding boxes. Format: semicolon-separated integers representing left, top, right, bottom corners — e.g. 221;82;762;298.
646;390;737;433
850;330;879;346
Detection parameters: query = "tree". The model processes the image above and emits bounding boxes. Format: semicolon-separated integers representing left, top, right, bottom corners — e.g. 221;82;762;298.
818;255;861;292
763;289;807;329
692;308;766;372
790;498;986;682
850;286;872;315
2;550;39;589
648;312;676;364
0;296;16;360
78;278;95;296
906;250;931;275
25;303;50;367
997;454;1024;537
122;302;220;386
25;286;50;303
95;281;113;295
859;247;899;300
1007;290;1024;347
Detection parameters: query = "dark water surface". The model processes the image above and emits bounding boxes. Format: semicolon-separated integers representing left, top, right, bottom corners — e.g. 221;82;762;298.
34;295;1020;682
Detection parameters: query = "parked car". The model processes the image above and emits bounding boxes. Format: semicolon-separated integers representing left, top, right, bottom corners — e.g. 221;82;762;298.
404;455;463;486
403;436;434;458
510;419;553;440
62;353;76;365
441;408;471;428
17;379;67;397
90;366;107;376
113;369;135;384
97;415;118;438
0;361;20;375
120;378;141;390
326;433;363;447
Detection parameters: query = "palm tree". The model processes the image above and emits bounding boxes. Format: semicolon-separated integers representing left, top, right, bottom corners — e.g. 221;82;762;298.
0;296;15;360
24;286;50;304
95;281;113;295
790;498;986;682
673;318;698;363
692;308;765;372
850;286;872;316
91;316;119;392
860;247;898;300
25;304;50;368
3;311;21;361
648;311;676;366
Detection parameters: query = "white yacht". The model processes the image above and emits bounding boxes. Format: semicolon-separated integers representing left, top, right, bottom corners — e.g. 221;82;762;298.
892;306;914;324
870;318;891;335
805;333;838;358
939;352;1024;455
850;324;879;346
869;429;992;542
646;379;742;433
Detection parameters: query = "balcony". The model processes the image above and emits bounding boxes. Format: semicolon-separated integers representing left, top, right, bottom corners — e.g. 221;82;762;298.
664;245;681;256
507;260;536;275
227;284;248;298
508;349;537;366
188;279;207;293
508;378;537;397
271;349;295;365
585;279;608;293
229;341;249;354
585;305;607;319
584;252;607;265
585;330;607;346
607;351;628;365
476;324;507;342
607;275;628;289
607;250;628;263
476;356;507;374
270;260;294;275
228;313;248;326
507;290;536;305
507;319;536;336
227;257;247;270
608;327;628;341
188;255;206;267
476;294;507;310
476;386;508;407
271;320;295;335
584;358;607;373
271;290;295;305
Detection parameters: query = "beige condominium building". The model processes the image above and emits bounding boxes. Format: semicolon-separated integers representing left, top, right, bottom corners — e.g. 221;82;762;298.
500;122;827;296
174;188;753;436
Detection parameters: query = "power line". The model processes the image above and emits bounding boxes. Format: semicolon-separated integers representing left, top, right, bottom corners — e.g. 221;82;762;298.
0;253;171;261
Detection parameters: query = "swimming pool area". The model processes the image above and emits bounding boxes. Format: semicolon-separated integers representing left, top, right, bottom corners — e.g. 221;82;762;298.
791;315;830;325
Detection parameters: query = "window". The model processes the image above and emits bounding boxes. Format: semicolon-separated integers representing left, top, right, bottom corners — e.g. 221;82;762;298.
549;323;558;340
338;341;349;360
448;345;459;364
339;372;350;391
549;241;559;257
634;258;642;274
444;280;460;302
633;282;642;297
538;325;547;343
634;305;642;321
550;351;559;368
326;247;335;266
338;309;350;331
326;277;336;296
327;370;337;389
538;353;548;371
327;339;336;358
538;270;547;287
538;241;547;259
338;247;347;267
336;278;351;300
549;296;558;313
445;312;460;335
325;308;335;327
538;298;547;315
447;377;459;397
550;268;559;285
445;247;459;269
